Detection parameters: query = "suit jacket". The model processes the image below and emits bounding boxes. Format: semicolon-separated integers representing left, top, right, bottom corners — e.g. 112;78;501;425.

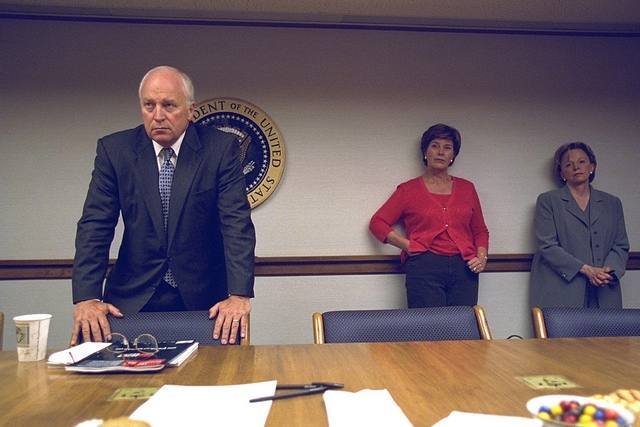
529;185;629;309
72;123;256;313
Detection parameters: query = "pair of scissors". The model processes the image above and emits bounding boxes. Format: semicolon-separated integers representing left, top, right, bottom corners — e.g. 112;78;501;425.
250;382;344;403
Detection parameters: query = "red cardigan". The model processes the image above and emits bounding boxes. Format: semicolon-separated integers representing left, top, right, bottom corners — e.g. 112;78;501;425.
369;176;489;261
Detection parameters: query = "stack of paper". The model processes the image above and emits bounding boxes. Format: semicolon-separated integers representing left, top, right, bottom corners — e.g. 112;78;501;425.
130;381;278;427
48;342;111;365
323;389;413;427
432;411;543;426
48;340;198;373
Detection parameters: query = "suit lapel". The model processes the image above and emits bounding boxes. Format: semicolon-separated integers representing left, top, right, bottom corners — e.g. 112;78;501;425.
561;185;588;227
167;124;203;249
134;127;165;240
589;188;605;226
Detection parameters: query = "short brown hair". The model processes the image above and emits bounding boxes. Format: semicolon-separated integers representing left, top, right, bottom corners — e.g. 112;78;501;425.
420;124;461;166
553;142;597;185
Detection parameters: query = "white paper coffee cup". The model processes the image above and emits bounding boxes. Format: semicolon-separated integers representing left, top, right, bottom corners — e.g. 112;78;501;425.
13;314;52;362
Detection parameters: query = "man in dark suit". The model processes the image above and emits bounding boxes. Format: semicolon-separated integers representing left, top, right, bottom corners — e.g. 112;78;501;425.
71;66;255;345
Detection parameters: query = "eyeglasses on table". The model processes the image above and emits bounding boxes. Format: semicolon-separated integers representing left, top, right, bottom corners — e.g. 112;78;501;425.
106;332;159;358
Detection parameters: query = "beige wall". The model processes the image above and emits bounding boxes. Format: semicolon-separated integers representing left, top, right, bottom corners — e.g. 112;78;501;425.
1;19;639;348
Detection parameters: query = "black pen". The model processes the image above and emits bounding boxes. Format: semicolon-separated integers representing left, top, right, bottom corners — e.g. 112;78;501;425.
250;382;344;403
277;382;343;390
250;386;326;403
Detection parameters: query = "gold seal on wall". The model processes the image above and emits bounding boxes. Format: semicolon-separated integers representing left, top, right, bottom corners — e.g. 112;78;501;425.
192;98;285;209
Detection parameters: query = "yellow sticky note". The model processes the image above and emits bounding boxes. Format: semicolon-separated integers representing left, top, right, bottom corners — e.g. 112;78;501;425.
109;387;159;401
518;375;581;390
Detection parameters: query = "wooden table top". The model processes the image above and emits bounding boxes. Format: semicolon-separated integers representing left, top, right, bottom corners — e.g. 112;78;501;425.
1;337;639;426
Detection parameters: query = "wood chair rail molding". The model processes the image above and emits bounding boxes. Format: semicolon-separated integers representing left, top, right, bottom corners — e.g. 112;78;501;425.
1;252;639;281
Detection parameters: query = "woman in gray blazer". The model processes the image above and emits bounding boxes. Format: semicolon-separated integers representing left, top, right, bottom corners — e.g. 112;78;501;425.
530;142;629;308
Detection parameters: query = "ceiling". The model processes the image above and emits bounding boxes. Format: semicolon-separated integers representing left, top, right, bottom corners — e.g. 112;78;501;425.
2;0;640;34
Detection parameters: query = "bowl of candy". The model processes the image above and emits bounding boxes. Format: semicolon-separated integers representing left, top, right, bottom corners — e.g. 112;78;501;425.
526;394;635;427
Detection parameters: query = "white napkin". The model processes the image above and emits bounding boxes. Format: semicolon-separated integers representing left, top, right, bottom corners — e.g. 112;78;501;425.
323;389;413;427
432;411;543;427
47;342;111;365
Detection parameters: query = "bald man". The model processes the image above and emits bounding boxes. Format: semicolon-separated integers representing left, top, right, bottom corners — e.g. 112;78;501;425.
71;66;255;345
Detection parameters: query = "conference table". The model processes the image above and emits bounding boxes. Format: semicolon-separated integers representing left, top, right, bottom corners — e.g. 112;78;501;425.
1;337;639;426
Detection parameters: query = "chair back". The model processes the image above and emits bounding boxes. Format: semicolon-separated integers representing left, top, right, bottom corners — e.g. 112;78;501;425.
313;305;492;344
108;311;249;346
532;307;640;339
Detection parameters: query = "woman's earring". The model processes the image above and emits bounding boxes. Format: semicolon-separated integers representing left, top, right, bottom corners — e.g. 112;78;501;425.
450;159;453;164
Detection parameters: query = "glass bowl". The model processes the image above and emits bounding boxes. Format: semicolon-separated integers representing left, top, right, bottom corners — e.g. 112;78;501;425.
526;394;635;427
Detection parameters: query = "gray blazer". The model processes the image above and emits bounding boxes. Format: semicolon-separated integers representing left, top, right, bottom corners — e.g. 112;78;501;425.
529;185;629;308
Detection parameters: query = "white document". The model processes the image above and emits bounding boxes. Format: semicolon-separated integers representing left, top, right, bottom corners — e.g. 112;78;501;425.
432;411;543;427
166;341;198;366
47;342;111;365
323;389;413;427
130;380;277;427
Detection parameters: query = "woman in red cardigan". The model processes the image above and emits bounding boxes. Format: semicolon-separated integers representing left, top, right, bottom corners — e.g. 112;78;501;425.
369;123;489;307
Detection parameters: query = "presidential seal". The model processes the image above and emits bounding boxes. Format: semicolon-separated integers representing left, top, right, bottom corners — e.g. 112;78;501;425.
192;98;285;208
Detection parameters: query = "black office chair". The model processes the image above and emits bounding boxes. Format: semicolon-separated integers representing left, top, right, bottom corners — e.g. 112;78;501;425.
108;311;249;346
532;307;640;339
312;305;492;344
